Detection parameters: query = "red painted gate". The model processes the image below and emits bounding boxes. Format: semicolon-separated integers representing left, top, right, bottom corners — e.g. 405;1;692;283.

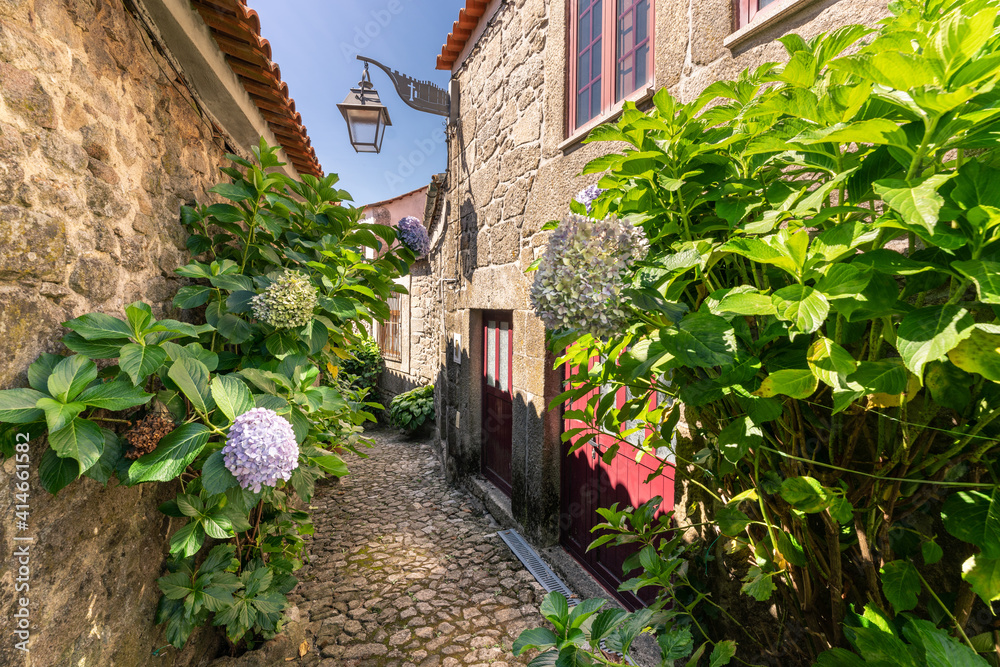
482;311;513;496
561;356;674;610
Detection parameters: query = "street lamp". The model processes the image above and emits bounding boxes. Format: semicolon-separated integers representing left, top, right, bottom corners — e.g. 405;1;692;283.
339;56;455;152
337;62;392;154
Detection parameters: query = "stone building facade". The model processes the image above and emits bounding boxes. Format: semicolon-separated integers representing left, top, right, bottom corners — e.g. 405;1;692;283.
413;0;891;571
0;0;318;664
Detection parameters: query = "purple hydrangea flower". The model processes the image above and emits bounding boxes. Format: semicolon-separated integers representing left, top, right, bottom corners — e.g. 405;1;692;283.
530;214;647;339
222;408;299;492
575;185;606;214
397;216;430;257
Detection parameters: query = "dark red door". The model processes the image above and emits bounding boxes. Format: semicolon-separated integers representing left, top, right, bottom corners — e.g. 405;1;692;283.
482;311;513;496
561;354;675;610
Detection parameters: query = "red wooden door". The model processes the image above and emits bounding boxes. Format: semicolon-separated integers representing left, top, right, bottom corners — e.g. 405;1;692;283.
482;311;513;496
561;355;674;610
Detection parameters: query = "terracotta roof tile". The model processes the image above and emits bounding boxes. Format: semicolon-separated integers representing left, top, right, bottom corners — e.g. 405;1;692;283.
191;0;323;178
436;0;489;70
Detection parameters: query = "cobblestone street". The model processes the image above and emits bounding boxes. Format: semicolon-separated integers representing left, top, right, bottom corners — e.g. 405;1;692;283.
289;427;548;666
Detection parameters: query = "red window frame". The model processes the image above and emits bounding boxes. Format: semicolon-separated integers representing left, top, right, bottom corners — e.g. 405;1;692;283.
568;0;654;133
734;0;779;30
378;294;402;362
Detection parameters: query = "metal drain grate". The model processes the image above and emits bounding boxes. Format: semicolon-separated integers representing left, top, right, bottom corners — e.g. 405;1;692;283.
497;529;575;602
495;529;637;666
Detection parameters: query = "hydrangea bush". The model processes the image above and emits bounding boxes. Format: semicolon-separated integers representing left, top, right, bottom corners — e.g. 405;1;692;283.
397;215;430;257
529;213;647;339
574;184;605;214
251;270;318;328
223;408;299;492
0;142;414;652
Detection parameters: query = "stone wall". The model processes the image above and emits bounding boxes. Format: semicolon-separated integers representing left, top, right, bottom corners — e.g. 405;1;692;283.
432;0;891;548
0;0;237;664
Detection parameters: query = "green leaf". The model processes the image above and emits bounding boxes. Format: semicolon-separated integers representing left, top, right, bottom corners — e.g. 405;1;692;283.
0;387;47;423
952;260;1000;304
77;381;153;411
942;489;1000;558
777;532;808;567
797;118;908;149
843;626;919;667
924;360;972;411
948;327;1000;381
84;428;123;485
167;357;213;415
38;447;80;494
848;360;908;394
808;337;857;386
710;640;737;667
173;285;213;309
896;305;975;379
660;313;737;368
28;354;62;392
815;263;873;299
210;375;254;424
718;506;751;536
62;312;134;341
717;416;762;463
755;369;818;399
47;355;98;403
658;627;695;660
873;174;954;235
771;285;830;335
157;571;195;600
202;449;239;495
814;648;867;667
902;618;992;667
513;628;559;655
217;314;254;345
715;290;777;316
922;540;944;566
741;566;776;601
880;560;921;613
36;398;86;433
62;332;129;359
119;343;168;386
311;454;349;477
48;417;104;471
129;423;211;483
962;554;1000;605
781;476;831;513
539;592;570;628
169;521;206;558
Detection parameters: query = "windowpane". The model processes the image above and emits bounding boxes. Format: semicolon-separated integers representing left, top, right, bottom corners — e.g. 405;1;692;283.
616;0;651;100
486;320;496;388
499;321;510;393
758;0;777;9
378;294;402;361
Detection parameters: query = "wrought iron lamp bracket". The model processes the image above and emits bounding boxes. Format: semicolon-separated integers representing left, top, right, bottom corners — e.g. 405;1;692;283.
357;55;451;118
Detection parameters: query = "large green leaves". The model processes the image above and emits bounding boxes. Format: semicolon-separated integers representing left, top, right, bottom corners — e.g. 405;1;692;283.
0;388;47;423
48;417;104;471
168;357;213;415
210;375;254;423
943;489;1000;558
880;560;921;613
660;313;737;368
47;355;97;403
873;175;954;236
962;554;1000;605
896;305;975;379
119;343;168;386
129;423;211;483
771;285;830;335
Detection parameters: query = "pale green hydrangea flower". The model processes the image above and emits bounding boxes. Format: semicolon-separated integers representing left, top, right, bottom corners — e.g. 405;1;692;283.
251;270;318;329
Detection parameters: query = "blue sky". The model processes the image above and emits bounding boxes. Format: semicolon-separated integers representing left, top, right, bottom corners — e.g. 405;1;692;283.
249;1;463;206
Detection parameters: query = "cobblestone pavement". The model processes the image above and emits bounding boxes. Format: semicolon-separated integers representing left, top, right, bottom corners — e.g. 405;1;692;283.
288;427;548;666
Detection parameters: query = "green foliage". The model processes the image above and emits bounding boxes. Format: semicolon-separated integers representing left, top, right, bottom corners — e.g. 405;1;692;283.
0;141;411;652
388;384;435;433
528;0;1000;663
336;335;383;398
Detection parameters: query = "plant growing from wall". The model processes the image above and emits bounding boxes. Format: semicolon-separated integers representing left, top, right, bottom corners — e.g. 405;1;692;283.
520;0;1000;663
0;141;413;652
388;384;435;434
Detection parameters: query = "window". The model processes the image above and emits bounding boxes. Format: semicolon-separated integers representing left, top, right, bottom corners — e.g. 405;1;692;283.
734;0;779;30
378;294;402;361
569;0;653;132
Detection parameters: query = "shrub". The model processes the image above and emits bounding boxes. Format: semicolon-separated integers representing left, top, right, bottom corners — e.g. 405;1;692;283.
388;384;435;433
521;0;1000;664
0;141;414;652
